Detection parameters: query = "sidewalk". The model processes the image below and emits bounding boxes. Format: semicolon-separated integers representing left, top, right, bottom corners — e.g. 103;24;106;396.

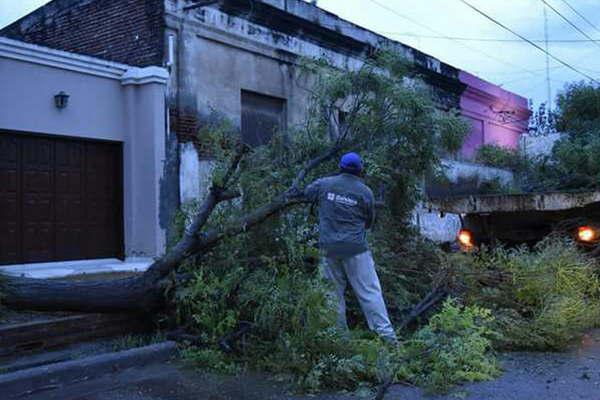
1;258;153;279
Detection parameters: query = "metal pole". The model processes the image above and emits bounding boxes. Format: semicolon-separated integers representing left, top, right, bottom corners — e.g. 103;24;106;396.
543;3;552;111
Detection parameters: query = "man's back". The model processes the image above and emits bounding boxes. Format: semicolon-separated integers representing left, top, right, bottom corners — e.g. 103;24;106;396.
305;153;397;343
306;173;375;257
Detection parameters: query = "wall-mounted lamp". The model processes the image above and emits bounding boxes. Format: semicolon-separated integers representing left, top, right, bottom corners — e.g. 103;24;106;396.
54;91;70;109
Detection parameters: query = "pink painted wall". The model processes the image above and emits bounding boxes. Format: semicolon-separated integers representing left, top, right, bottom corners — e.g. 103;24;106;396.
459;71;531;160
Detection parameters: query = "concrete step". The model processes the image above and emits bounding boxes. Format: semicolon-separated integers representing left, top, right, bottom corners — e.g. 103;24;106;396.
0;312;151;360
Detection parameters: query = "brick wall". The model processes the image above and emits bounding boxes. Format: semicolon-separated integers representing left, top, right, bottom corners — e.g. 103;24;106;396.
169;108;198;141
1;0;165;67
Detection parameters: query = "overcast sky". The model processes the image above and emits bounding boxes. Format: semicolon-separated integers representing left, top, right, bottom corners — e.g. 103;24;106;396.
2;0;600;108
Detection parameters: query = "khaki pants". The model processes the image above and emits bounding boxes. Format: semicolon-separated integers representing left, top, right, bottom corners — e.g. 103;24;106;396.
322;251;397;342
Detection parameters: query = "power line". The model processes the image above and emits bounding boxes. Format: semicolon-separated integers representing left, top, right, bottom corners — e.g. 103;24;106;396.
366;0;541;78
540;0;600;51
558;0;600;36
381;32;600;44
457;0;600;84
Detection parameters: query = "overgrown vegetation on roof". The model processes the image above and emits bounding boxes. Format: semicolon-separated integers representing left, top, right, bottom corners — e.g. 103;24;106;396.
476;82;600;192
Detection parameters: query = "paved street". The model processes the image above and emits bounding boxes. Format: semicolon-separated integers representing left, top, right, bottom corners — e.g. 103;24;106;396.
17;330;600;400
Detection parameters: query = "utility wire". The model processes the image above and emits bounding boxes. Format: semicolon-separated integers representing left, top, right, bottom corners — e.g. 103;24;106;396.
540;0;600;51
381;32;600;43
558;0;600;36
366;0;541;77
457;0;600;84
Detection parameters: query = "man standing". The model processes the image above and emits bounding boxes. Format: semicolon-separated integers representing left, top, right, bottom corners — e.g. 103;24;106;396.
304;152;397;343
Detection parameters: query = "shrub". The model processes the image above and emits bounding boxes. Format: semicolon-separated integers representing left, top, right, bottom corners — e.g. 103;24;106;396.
454;237;600;350
181;347;241;374
180;270;501;394
177;259;386;392
475;144;527;171
437;111;470;157
397;299;500;393
556;81;600;136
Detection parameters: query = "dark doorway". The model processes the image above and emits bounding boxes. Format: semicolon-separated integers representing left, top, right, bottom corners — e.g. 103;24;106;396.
241;90;286;147
0;132;123;265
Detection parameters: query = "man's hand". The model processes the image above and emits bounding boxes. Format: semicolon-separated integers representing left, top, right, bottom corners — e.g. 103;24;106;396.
286;186;304;199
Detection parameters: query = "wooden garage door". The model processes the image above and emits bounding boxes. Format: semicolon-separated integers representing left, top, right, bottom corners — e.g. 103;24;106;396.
0;133;123;265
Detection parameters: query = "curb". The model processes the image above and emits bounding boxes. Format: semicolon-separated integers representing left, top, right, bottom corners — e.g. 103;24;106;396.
0;341;177;398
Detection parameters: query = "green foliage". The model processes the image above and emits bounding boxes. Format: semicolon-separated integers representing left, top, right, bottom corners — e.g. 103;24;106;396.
174;51;474;394
177;257;379;392
397;299;500;393
179;260;499;394
468;83;600;192
475;144;527;171
546;133;600;189
454;237;600;350
181;347;241;374
437;111;471;157
556;82;600;136
514;82;600;191
176;267;242;343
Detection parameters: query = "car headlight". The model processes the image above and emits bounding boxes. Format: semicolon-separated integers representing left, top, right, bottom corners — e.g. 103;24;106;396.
457;229;474;249
577;226;598;243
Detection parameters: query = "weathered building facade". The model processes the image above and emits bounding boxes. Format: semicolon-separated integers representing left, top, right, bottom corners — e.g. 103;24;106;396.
1;0;532;263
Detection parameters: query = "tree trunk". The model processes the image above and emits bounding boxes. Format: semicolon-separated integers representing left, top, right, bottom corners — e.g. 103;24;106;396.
2;275;160;313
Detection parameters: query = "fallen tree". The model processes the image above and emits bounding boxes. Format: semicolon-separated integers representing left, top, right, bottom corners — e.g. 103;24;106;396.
0;51;469;317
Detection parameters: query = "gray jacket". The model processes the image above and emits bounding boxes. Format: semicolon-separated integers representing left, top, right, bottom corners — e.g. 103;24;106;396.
305;173;375;257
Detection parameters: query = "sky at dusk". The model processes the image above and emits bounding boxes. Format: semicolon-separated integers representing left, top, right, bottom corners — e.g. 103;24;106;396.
2;0;600;107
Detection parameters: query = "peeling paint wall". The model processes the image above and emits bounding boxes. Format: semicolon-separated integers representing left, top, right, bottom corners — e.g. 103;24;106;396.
520;132;561;158
459;71;531;160
426;159;514;199
166;0;465;213
412;204;462;243
179;142;215;204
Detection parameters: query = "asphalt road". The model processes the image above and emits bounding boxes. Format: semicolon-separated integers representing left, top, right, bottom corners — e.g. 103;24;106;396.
19;330;600;400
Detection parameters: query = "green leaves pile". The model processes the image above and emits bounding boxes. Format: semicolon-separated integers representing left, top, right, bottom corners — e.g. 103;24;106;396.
454;237;600;350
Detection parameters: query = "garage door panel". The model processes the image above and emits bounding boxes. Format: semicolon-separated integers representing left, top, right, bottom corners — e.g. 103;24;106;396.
23;222;54;263
0;222;19;264
0;134;20;264
0;170;18;192
56;171;83;193
0;136;18;165
56;226;85;260
0;133;123;265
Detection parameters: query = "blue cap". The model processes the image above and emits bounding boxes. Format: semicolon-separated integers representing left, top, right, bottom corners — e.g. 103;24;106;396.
339;152;362;174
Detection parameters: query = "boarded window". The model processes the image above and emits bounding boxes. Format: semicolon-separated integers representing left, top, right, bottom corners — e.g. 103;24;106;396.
241;90;286;146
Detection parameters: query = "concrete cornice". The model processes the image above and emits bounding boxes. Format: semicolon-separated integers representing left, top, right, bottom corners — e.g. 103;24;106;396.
121;66;169;86
0;36;168;86
0;36;128;79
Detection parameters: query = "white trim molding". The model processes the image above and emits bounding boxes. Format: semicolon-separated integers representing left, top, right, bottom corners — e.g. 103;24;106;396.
121;66;169;86
0;36;168;85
